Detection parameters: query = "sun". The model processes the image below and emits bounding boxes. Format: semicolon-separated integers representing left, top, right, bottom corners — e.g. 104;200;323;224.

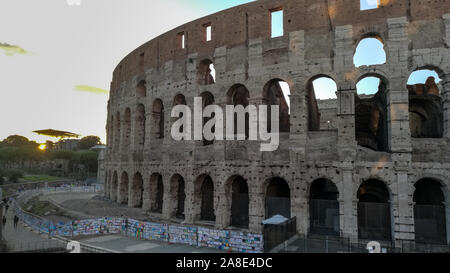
38;144;47;151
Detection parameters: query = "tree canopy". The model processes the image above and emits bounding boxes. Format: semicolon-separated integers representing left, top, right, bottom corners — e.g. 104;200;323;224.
77;135;101;150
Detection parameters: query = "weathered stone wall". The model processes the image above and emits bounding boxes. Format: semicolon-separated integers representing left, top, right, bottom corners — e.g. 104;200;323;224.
103;0;450;246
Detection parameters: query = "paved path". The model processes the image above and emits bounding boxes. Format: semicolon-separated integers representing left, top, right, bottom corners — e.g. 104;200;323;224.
2;201;226;253
77;235;225;253
2;207;65;252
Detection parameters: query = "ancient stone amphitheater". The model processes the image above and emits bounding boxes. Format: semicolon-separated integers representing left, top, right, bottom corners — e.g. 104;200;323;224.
103;0;450;247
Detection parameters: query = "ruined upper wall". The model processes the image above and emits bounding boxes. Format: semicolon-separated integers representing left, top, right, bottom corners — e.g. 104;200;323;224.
110;0;450;90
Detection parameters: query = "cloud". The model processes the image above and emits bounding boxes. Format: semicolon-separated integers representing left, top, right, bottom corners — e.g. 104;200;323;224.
0;43;28;56
74;85;109;95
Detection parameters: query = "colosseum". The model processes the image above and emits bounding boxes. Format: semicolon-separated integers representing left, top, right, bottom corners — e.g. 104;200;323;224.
103;0;450;248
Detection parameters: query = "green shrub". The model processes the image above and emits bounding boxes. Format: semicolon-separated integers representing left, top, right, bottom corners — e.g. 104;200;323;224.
6;169;24;183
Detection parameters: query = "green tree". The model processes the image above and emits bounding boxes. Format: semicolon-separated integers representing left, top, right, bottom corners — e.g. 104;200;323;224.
3;135;31;146
77;136;101;150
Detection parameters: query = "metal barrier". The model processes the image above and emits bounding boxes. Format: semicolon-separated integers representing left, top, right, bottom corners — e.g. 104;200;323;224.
263;217;297;253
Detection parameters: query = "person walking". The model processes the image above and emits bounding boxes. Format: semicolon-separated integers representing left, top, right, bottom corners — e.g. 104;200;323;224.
2;216;6;227
13;215;19;230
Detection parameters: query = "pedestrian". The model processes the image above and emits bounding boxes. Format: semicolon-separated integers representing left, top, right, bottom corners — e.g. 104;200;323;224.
5;203;9;214
13;215;19;229
2;216;6;227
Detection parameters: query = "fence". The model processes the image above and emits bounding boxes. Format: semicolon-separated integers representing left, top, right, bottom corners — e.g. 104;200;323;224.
263;217;297;253
10;186;263;253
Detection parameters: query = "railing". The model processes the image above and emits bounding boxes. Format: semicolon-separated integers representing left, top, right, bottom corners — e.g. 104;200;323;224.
9;185;263;253
276;234;450;253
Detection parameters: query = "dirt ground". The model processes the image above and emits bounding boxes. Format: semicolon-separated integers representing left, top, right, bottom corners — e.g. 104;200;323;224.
41;193;181;224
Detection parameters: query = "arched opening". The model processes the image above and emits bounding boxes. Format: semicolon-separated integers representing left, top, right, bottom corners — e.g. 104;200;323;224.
169;174;186;219
119;172;129;205
149;173;163;214
265;177;291;219
152;99;164;139
355;75;389;151
135;104;146;150
136;80;147;98
227;84;250;138
197;59;215;85
228;176;249;228
357;179;392;241
306;76;337;131
111;171;118;202
407;69;443;138
354;36;386;67
122;108;131;152
131;173;144;208
195;175;215;222
263;79;290;132
114;112;121;151
173;94;187;134
201;91;215;146
413;178;447;244
309;179;340;236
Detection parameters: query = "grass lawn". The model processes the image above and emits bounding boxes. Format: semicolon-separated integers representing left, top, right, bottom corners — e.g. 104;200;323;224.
19;174;61;183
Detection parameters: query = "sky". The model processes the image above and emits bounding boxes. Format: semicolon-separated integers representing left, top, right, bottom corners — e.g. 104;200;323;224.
0;0;440;144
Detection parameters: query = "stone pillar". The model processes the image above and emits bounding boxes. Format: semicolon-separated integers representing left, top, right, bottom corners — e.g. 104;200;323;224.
336;84;357;160
441;74;450;140
184;178;196;225
249;191;264;234
215;187;230;229
340;163;358;241
289;93;307;162
291;168;308;235
334;25;353;73
393;167;415;246
162;183;173;219
142;173;151;211
143;112;152;158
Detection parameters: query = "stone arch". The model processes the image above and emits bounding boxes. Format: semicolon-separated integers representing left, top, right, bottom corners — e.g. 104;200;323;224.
111;171;118;202
152;99;164;139
168;174;186;219
200;91;215;146
194;174;216;222
225;175;249;228
130;172;144;208
413;178;448;244
355;73;389;152
149;173;164;213
197;59;215;85
407;68;443;138
122;108;131;152
134;104;146;151
357;179;392;241
262;79;290;133
265;177;291;219
227;84;250;138
353;33;386;67
305;75;338;131
118;171;129;205
136;80;147;98
309;178;340;236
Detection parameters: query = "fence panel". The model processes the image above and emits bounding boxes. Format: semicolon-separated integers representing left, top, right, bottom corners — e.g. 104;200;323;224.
358;202;392;241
